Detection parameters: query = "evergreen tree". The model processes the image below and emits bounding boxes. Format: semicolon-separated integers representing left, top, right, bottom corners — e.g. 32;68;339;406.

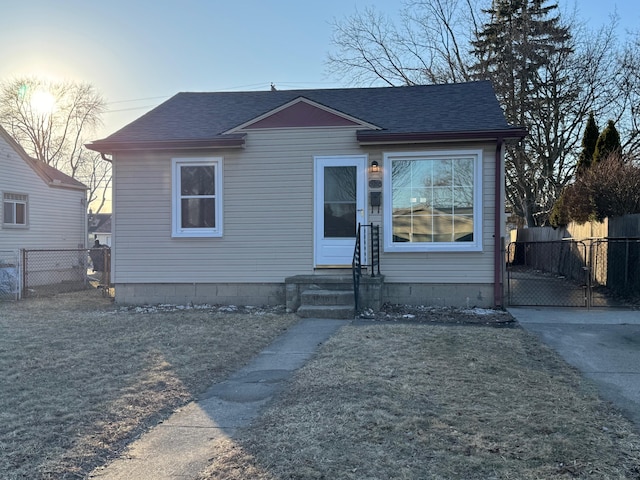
593;120;622;164
575;112;599;176
472;0;571;125
472;0;573;226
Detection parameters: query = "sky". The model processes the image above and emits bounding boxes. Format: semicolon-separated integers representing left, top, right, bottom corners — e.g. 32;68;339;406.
2;0;387;138
2;0;637;140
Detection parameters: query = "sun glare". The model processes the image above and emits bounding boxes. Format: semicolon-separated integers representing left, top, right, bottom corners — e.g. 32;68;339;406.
30;89;56;116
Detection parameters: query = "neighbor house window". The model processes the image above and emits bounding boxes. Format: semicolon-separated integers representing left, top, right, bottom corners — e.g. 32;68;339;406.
384;150;482;252
3;193;28;228
172;157;223;237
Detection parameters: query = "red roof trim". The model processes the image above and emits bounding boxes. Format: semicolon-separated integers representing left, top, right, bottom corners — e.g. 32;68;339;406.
357;129;528;144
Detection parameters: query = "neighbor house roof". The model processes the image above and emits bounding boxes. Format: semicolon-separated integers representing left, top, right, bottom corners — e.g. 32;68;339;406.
88;213;111;234
87;81;526;153
0;125;87;190
23;157;87;190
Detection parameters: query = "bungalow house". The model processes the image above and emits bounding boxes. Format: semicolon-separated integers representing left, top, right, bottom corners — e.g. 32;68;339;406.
0;126;87;298
87;81;526;312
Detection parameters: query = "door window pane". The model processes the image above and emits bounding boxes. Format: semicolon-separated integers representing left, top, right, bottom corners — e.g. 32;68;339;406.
324;166;356;238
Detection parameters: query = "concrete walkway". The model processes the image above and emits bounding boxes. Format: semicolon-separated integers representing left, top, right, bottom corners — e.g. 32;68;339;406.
89;307;640;478
509;307;640;429
89;318;348;480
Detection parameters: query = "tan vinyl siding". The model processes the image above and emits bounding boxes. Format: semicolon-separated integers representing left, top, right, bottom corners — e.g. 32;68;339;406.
113;127;363;283
0;136;86;252
113;129;500;286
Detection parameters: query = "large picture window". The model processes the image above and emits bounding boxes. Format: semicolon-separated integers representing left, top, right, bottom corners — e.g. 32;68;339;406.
384;150;482;252
3;193;28;228
172;157;222;237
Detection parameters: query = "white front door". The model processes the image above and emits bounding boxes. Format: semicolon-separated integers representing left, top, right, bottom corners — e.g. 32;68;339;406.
314;155;367;267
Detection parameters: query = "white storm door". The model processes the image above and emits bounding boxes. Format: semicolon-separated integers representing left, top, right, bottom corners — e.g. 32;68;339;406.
314;155;367;267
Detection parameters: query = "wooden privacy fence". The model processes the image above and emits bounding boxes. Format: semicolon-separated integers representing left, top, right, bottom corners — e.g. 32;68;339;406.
511;214;640;243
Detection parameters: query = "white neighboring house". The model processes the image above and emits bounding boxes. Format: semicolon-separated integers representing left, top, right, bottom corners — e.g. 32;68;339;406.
0;126;88;299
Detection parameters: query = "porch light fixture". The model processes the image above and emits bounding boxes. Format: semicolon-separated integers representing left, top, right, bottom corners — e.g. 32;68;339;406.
370;160;380;173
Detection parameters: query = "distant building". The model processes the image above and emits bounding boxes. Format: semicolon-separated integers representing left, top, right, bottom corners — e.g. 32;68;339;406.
88;212;112;246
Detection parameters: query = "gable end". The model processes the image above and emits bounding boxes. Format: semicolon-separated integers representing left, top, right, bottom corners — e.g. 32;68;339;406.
226;98;380;133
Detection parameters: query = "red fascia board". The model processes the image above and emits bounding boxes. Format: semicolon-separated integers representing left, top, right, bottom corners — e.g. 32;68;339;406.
357;129;527;144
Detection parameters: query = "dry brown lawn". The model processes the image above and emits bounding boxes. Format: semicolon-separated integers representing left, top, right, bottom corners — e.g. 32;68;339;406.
0;290;298;479
198;323;640;480
3;290;640;479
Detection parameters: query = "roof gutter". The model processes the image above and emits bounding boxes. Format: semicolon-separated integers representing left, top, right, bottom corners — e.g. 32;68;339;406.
86;135;246;154
357;128;527;145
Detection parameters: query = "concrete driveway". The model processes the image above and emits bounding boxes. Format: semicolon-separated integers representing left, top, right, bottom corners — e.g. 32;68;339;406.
509;307;640;429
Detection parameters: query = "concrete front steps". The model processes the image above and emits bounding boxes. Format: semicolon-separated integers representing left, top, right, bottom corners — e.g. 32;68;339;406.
285;273;384;319
296;289;355;319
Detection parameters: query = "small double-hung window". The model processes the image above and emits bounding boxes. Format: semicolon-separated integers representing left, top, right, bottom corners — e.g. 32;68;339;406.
3;193;28;228
172;158;223;237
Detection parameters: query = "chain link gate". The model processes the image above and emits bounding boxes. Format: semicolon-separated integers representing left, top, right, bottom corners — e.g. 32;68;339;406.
507;240;589;307
507;239;640;308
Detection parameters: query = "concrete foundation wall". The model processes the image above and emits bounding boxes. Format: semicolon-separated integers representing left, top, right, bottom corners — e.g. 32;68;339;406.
116;280;494;309
383;283;494;308
115;283;285;306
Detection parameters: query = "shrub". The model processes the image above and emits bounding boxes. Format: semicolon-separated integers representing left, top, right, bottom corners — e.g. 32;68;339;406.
550;154;640;226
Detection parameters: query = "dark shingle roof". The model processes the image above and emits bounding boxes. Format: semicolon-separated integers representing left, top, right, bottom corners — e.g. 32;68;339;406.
25;157;87;190
88;213;111;234
90;81;524;150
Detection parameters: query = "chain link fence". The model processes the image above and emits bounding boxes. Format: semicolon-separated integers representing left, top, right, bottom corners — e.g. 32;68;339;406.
0;250;20;301
21;248;112;298
590;238;640;306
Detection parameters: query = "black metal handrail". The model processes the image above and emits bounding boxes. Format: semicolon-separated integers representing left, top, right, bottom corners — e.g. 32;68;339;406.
352;223;381;311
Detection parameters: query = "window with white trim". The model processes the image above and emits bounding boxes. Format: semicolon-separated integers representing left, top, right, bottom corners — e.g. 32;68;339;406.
384;150;482;252
172;157;223;237
3;193;28;228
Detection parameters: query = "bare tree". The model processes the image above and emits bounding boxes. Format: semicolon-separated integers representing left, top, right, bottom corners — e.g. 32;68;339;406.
615;36;640;158
76;152;112;214
0;77;110;213
327;0;483;86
